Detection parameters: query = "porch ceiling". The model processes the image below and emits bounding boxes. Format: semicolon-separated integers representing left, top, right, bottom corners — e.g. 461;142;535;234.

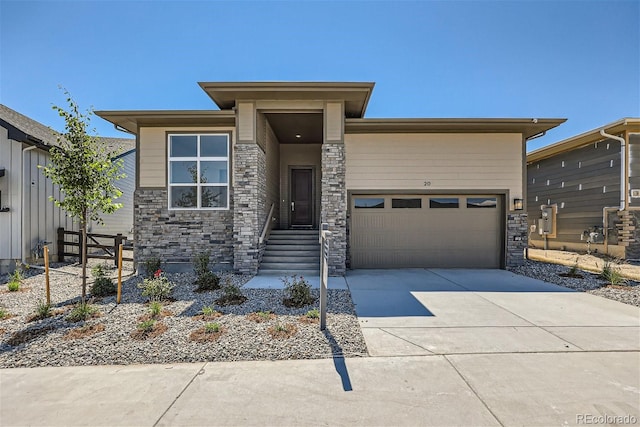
265;113;323;144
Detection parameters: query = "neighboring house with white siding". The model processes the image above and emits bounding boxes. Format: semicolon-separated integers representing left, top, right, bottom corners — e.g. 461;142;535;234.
0;104;134;274
97;81;565;276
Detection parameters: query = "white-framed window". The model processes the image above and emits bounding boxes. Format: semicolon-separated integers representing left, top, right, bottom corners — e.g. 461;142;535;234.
168;133;229;210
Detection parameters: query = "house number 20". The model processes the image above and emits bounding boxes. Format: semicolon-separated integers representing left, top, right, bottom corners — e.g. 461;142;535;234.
424;181;431;187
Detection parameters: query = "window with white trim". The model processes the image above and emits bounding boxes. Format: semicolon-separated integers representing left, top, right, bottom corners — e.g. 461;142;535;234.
168;134;229;209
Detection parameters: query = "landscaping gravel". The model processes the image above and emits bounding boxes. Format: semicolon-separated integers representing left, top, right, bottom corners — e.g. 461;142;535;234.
510;260;640;307
0;262;368;368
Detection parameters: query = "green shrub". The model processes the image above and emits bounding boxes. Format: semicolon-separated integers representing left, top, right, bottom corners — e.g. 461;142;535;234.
137;319;156;332
305;309;320;319
138;270;174;302
143;258;161;277
282;275;315;308
0;307;9;319
149;301;162;318
193;252;220;291
90;263;115;297
7;280;20;292
201;305;215;316
204;322;220;333
35;300;52;319
66;302;98;323
215;278;247;306
599;261;613;281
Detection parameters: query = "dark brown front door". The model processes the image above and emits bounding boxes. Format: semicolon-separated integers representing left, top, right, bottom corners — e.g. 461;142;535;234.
291;168;313;226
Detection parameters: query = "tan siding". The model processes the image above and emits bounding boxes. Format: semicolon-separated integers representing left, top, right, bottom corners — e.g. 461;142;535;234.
139;126;236;188
325;102;343;141
237;102;255;142
345;133;523;199
279;144;321;227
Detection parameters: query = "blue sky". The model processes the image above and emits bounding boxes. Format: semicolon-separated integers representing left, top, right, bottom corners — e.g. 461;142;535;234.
1;0;638;151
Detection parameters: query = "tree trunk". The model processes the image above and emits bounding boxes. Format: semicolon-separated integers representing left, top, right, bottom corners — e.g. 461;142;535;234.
81;212;87;304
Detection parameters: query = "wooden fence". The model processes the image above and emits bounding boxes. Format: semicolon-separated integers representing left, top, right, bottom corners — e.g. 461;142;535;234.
57;227;133;266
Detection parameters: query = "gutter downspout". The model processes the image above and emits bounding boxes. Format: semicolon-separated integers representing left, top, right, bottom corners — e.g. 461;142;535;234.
21;145;37;266
600;129;626;210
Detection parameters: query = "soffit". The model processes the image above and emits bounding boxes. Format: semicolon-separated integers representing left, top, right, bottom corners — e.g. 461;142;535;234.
198;82;375;118
345;118;566;140
527;118;640;163
95;110;236;134
264;113;323;144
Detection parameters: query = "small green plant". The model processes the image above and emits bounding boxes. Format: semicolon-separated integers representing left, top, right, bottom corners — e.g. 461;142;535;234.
90;263;116;297
274;322;287;332
204;322;220;333
282;275;315;308
305;309;320;319
0;307;9;319
149;301;162;318
599;260;613;281
7;280;20;292
201;305;215;316
66;302;98;323
257;311;272;320
137;319;156;332
143;257;161;277
138;269;174;302
215;277;247;306
35;300;52;319
568;262;579;277
193;251;220;291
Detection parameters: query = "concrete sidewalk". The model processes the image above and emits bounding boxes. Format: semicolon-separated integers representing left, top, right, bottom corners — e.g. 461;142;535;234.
2;269;639;426
1;352;639;426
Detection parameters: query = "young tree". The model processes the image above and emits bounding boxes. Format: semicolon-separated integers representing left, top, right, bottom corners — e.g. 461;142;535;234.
41;90;125;303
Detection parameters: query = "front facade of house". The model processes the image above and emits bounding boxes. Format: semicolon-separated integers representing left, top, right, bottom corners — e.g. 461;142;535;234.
527;118;640;259
97;82;564;275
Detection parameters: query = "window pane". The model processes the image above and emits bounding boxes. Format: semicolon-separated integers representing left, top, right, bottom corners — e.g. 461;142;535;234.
170;161;197;183
200;135;228;157
354;198;384;208
200;161;228;184
170;135;197;157
392;198;422;208
429;198;459;208
202;186;228;208
171;186;197;208
467;197;497;208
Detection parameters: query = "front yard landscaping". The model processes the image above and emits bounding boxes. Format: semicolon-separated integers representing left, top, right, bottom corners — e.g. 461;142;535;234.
0;262;368;368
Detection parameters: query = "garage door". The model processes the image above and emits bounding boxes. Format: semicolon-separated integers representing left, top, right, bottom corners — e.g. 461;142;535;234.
350;194;503;268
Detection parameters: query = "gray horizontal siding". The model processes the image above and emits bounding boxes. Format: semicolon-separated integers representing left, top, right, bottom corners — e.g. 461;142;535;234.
527;138;621;244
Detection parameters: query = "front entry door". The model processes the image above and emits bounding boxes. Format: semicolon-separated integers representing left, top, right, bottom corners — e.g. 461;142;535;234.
290;168;313;226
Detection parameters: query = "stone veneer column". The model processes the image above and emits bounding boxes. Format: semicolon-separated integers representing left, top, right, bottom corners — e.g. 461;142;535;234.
624;211;640;260
321;101;347;275
506;212;528;267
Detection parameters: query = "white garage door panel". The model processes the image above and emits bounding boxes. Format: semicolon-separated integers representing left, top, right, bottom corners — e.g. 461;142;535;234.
350;195;502;268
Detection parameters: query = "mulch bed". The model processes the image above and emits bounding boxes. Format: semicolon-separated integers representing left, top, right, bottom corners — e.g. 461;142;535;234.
267;323;298;339
130;321;168;340
189;326;226;343
63;324;106;340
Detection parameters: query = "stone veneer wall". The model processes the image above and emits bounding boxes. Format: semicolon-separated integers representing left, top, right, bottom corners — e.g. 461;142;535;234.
506;212;528;267
134;189;234;270
321;142;347;275
233;143;265;274
625;211;640;260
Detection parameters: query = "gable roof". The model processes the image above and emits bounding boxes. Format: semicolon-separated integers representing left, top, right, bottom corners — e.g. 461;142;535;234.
527;117;640;163
0;104;134;154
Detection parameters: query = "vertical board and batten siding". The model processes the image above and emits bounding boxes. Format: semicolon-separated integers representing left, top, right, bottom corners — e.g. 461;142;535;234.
527;139;621;247
279;144;322;228
344;133;523;197
1;127;79;267
90;150;135;238
630;134;640;208
138;126;236;188
0;128;23;262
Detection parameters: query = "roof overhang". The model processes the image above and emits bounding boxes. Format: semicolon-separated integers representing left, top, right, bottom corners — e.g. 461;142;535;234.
345;118;566;139
527;117;640;163
94;110;236;134
198;82;375;118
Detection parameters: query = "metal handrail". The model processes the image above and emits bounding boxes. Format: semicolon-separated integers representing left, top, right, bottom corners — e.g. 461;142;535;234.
259;203;275;244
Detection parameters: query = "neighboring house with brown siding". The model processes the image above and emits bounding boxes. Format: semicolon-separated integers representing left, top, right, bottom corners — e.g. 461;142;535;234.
0;105;134;274
96;81;564;276
527;118;640;260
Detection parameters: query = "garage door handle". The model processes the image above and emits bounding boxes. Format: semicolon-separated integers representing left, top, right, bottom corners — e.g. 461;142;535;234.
291;201;295;212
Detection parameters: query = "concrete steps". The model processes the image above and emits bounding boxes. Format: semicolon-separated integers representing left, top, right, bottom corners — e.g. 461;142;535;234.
259;229;320;275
